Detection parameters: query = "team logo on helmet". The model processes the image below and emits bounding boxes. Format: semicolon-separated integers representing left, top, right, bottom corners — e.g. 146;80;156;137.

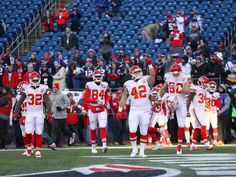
129;65;143;81
29;71;41;88
197;76;209;89
208;81;217;93
170;64;181;77
93;70;103;83
16;81;29;94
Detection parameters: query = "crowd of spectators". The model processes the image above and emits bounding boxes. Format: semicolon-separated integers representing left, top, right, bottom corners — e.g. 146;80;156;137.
1;4;236;148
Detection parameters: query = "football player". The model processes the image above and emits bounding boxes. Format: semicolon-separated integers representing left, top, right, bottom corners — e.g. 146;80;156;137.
148;84;166;150
205;81;221;145
14;81;30;155
119;55;155;158
160;63;190;155
84;70;111;153
187;76;213;151
14;71;52;158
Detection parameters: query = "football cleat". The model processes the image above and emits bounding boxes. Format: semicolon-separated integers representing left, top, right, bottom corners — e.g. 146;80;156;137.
152;143;163;150
190;144;202;151
206;145;213;150
35;150;42;158
49;143;56;150
69;133;76;145
26;147;33;157
91;148;98;154
139;152;147;158
130;148;138;158
102;146;108;153
22;150;27;156
176;144;182;156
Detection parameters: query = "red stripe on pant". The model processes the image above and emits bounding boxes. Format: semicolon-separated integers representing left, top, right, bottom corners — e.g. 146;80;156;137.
129;132;137;142
201;126;208;143
25;133;32;147
192;128;200;143
99;128;107;143
177;127;184;144
36;134;42;150
213;128;218;140
140;135;147;144
90;130;96;144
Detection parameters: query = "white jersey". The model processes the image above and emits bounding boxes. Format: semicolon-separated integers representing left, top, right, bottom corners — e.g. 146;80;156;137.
205;92;220;111
164;72;189;101
191;85;207;111
85;81;109;107
23;84;48;112
124;75;151;110
16;94;27;117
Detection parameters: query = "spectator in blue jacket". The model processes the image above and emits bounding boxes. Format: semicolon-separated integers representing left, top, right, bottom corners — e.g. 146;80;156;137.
96;0;109;18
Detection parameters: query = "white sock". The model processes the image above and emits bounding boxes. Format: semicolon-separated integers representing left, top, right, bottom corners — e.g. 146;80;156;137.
92;144;96;149
102;142;107;147
205;141;210;146
131;141;137;151
140;143;146;153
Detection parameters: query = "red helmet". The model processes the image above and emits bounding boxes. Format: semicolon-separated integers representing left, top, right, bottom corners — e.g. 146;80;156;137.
17;81;28;93
170;64;181;76
129;65;143;81
208;81;217;92
29;71;41;87
92;70;103;83
197;76;209;89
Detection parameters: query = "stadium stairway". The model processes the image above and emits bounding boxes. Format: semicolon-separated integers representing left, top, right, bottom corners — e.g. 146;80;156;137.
0;0;50;55
24;0;236;63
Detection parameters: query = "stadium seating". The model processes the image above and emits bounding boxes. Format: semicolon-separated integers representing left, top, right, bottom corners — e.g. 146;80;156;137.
24;0;236;62
0;0;48;54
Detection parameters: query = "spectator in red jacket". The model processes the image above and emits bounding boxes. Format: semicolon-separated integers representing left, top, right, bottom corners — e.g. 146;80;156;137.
23;64;34;82
14;58;24;83
169;24;184;55
111;90;128;145
107;62;122;89
54;4;70;31
2;64;19;90
42;10;55;32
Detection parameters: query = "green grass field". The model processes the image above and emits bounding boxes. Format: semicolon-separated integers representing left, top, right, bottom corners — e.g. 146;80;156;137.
1;145;236;176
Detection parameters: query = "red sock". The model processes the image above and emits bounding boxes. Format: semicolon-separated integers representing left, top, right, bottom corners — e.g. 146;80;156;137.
177;127;184;144
213;128;218;141
90;130;96;144
201;126;208;143
31;134;35;147
25;133;32;147
192;128;200;144
36;134;42;150
206;129;209;139
129;132;137;142
140;135;147;144
148;127;158;143
99;128;107;143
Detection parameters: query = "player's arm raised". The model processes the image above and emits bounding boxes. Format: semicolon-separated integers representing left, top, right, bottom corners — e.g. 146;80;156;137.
145;55;156;87
14;93;26;113
159;82;168;98
119;87;129;111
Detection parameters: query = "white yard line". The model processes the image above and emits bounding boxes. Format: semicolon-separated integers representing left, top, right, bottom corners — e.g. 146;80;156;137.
150;160;236;164
180;164;236;167
196;170;236;176
191;167;236;171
